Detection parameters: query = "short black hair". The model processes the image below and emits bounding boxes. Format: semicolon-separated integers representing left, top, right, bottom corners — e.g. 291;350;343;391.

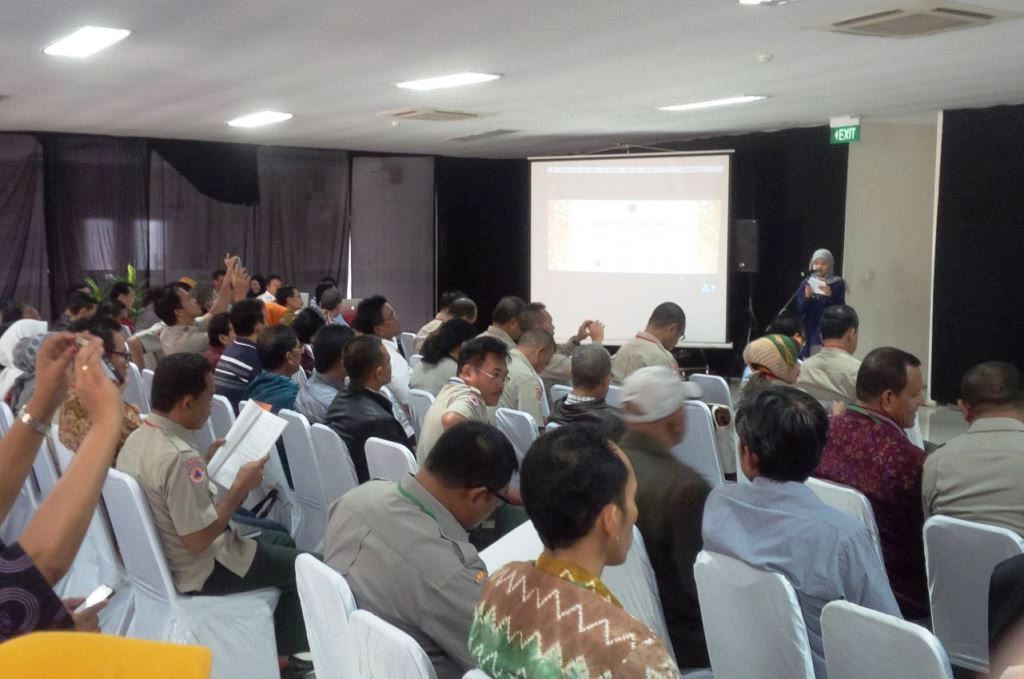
518;302;549;332
343;334;387;384
66;291;97;314
491;296;526;325
151;353;211;413
229;298;265;337
521;424;628;550
448;297;477;321
274;285;297;306
96;299;127;321
257;325;299;371
735;386;828;483
247;275;267;297
352;295;388;335
766;310;804;338
649;302;686;329
439;289;467;311
267;274;283;286
421;318;478;365
65;282;91;298
108;282;134;300
820;305;859;340
211;268;226;281
425;421;518;491
0;300;26;324
856;347;922;402
961;361;1024;410
291;308;326;344
313;325;356;374
314;282;335;306
320;276;337;286
206;312;232;349
68;314;125;355
457;336;509;372
154;286;184;325
572;345;612;390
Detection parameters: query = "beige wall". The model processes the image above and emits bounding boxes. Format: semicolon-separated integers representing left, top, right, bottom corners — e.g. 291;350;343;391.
843;120;938;386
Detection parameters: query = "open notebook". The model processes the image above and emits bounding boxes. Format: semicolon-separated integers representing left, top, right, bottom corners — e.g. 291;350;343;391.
207;400;287;487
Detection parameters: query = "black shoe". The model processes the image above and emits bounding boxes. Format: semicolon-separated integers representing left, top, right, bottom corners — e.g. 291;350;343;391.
281;656;315;679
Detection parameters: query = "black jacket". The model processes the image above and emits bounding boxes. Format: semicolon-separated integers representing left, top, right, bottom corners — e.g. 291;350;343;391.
548;395;626;442
326;384;412;483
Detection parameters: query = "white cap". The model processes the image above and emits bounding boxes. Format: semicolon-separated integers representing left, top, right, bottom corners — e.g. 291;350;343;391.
619;366;702;423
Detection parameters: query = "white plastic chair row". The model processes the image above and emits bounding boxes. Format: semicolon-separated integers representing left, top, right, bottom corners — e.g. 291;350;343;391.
494;407;538;463
399;332;417;361
408;388;435;441
670;400;723;489
365;436;418;481
123;361;150;414
805;477;883;560
689;373;732;411
279;409;329;552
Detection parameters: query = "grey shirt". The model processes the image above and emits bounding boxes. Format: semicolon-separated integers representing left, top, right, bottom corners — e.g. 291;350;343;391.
702;478;900;679
411;356;459;396
294;371;347;425
324;476;487;679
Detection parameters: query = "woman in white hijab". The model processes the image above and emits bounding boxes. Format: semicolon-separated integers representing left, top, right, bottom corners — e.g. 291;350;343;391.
0;319;49;403
795;248;847;357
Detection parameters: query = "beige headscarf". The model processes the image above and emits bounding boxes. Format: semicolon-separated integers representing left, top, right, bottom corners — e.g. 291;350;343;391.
742;334;801;384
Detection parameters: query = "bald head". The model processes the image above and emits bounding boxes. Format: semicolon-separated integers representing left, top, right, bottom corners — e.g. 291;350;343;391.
961;361;1024;416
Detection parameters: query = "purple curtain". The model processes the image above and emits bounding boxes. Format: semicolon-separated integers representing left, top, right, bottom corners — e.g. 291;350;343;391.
0;135;50;318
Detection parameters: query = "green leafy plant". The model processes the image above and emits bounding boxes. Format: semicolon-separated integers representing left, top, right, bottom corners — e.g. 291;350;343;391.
84;264;146;320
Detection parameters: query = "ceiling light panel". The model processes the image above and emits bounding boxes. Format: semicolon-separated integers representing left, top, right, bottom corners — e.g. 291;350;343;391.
396;72;502;91
43;26;131;58
658;95;768;112
227;111;293;128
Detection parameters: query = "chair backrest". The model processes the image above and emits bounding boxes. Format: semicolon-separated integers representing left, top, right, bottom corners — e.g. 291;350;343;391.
535;376;550;419
805;477;883;559
32;439;61;498
550;383;571;405
605;384;623;407
689;373;733;411
193;418;217;457
292;367;308;388
399;332;417;360
0;401;14;435
408;389;435;441
350;609;438;679
279;409;328;552
462;671;493;679
821;600;953;679
141;368;155;403
906;412;924;448
694;550;815;679
669;401;723;489
123;362;150;414
494;408;539;462
295;554;359;679
544;421;561;431
365;436;418;481
409;354;423;371
209;394;236;441
924;515;1024;672
310;424;360;504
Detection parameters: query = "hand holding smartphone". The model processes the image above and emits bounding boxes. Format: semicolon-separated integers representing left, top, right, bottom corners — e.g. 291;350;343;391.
74;584;114;613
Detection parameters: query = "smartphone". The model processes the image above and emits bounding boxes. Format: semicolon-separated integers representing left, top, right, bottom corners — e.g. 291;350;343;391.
74;584;114;612
74;336;125;385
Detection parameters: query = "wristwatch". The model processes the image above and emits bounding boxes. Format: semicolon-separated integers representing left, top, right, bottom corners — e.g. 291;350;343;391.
17;407;51;436
570;336;581;346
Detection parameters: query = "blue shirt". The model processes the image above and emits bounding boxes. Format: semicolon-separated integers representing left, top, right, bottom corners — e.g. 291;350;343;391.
702;477;900;679
294;371;347;425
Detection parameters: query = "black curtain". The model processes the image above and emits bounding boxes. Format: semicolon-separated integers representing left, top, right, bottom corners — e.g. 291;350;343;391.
150;139;259;206
932;104;1024;402
0;135;50;318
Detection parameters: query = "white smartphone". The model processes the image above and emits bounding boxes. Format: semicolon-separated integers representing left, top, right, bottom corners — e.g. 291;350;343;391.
74;584;114;612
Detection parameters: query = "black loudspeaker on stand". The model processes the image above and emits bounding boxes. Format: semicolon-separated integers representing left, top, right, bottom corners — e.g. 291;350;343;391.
734;219;760;273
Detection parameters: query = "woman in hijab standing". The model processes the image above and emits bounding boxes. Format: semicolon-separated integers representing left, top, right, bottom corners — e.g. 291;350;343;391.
796;248;846;357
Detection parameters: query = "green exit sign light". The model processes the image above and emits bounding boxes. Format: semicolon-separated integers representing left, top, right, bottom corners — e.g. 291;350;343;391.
831;125;861;144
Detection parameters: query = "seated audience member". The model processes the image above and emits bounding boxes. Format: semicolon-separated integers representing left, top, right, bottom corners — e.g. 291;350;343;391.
497;328;556;428
326;422;517;679
741;311;806;383
519;301;605;390
134;287;162;332
158;257;241;356
295;325;355;425
56;292;97;330
214;299;265;411
796;305;861;403
548;345;626;441
117;353;309;666
195;286;217;316
247;275;267;300
96;299;132;339
417;337;508;464
290;308;324;375
202;312;232;369
470;425;680;678
244;326;301;413
326;335;413;483
704;386;900;678
924;361;1024;534
352;295;415;437
0;319;48;403
315;287;349;327
0;334;124;640
611;302;685;382
411;318;478;396
60;316;142;457
108;282;136;333
815;346;928;618
447;297;478;324
259;274;282;304
0;300;41;326
312;282;333;310
267;285;301;327
617;366;710;669
479;296;526;349
414;289;468;354
211;268;226;294
738;334;801;405
6;334;44;411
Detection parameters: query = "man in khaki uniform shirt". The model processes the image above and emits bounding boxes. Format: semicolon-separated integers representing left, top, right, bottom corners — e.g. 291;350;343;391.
414;290;472;353
498;329;556;428
517;301;606;392
611;302;685;383
417;337;509;465
923;361;1024;535
477;295;525;350
156;274;235;357
796;305;861;403
325;421;518;679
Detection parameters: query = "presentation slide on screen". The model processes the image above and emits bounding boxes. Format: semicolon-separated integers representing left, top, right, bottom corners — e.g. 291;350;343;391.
530;154;731;346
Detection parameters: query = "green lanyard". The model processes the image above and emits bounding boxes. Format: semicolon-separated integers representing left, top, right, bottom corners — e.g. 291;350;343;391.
397;483;438;522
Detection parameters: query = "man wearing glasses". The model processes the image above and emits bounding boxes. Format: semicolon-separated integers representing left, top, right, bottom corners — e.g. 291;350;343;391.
416;337;509;465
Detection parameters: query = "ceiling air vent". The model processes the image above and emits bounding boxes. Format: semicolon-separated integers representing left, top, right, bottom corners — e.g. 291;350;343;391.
822;2;1018;38
379;108;479;122
449;129;519;142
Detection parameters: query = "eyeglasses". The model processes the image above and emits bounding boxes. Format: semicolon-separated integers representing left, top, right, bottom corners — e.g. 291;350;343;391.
472;366;507;383
490;488;513;506
107;350;132;360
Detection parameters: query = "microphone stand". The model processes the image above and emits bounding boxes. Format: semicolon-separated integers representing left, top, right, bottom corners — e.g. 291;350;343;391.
775;275;807;317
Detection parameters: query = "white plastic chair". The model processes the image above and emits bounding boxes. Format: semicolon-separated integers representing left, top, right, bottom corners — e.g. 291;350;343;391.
295;554;359;679
550;383;571;405
123;361;150;414
494;407;539;462
365;437;418;481
399;332;417;360
409;354;423;371
0;401;13;434
279;410;329;552
236;402;301;535
141;368;155;403
690;373;733;411
606;384;623;407
806;477;883;560
350;609;438;679
0;402;38;543
822;600;953;679
694;550;814;679
210;394;236;440
291;367;308;388
924;515;1024;672
535;375;550;419
463;672;492;679
906;413;925;448
408;389;435;441
32;438;61;499
102;468;282;679
669;401;723;489
544;421;561;431
310;424;360;504
194;418;217;457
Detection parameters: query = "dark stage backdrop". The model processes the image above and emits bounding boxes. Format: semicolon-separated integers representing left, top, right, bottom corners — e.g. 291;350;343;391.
932;104;1024;403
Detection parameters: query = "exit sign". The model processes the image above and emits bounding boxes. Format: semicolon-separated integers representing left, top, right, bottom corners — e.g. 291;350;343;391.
830;125;861;144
